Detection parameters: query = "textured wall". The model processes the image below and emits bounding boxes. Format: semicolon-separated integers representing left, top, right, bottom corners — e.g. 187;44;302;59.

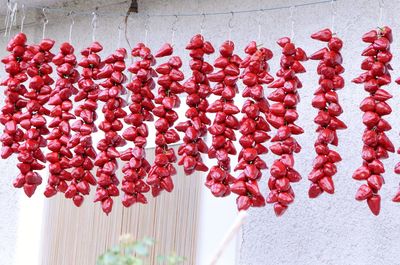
238;0;400;265
2;0;400;264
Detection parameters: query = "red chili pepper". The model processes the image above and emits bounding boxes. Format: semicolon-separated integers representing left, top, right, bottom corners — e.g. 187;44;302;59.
92;47;128;214
147;44;183;197
9;37;55;197
308;29;346;199
69;42;104;210
155;43;173;58
231;41;273;211
176;34;214;175
0;33;29;161
353;27;394;215
121;43;155;207
266;37;307;216
44;42;79;200
205;40;241;198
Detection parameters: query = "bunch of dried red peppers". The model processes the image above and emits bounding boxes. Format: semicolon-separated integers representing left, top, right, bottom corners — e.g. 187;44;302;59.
2;27;400;216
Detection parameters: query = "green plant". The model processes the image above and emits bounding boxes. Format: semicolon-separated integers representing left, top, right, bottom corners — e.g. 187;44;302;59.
97;234;185;265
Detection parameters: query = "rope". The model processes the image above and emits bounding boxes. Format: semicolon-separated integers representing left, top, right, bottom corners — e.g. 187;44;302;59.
8;0;338;19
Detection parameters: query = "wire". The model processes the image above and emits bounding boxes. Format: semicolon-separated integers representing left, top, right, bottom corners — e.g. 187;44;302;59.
9;0;338;19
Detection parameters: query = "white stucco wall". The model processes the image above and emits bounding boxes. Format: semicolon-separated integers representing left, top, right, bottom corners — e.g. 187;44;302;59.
2;0;400;264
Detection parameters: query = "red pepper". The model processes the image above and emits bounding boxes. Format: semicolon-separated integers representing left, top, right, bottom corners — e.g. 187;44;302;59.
92;47;128;213
1;33;29;161
308;29;346;199
205;40;241;198
44;42;79;200
230;41;274;211
69;42;104;210
353;27;394;215
266;37;307;216
147;44;183;197
8;37;55;197
121;43;155;207
155;43;173;58
176;34;214;175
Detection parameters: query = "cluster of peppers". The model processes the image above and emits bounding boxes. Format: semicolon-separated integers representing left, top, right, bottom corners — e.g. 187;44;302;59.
176;34;214;175
44;42;79;199
147;44;184;197
120;43;156;207
94;48;128;214
5;30;400;216
68;42;103;207
266;37;307;216
14;39;55;197
231;41;274;211
308;29;346;198
205;40;241;198
352;27;394;215
1;33;29;160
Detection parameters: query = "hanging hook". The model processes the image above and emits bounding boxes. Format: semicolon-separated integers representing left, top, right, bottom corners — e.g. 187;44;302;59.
228;11;234;29
331;0;336;32
20;4;25;33
200;13;206;35
7;3;17;37
42;7;49;39
4;1;12;37
91;11;97;42
117;20;124;48
379;0;384;26
68;11;75;44
144;14;150;45
5;2;17;37
257;10;263;43
171;15;179;45
289;5;295;41
228;11;234;42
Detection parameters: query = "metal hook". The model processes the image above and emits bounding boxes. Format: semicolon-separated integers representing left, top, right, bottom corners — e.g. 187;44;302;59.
68;11;75;44
171;15;179;32
228;11;234;29
20;4;25;32
228;11;234;42
4;2;17;37
171;15;179;45
42;7;48;39
289;5;295;41
4;1;12;37
8;3;17;37
144;14;150;45
257;10;263;43
379;0;384;25
331;0;336;32
117;20;124;48
200;13;206;34
91;11;97;42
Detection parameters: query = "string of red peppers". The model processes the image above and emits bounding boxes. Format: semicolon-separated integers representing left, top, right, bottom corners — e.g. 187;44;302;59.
176;34;214;175
308;29;346;198
266;37;307;216
44;42;79;198
147;44;184;196
94;48;128;214
205;40;241;198
13;39;55;197
352;27;394;215
1;33;29;161
232;41;273;210
5;30;400;215
120;43;156;207
68;42;102;207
